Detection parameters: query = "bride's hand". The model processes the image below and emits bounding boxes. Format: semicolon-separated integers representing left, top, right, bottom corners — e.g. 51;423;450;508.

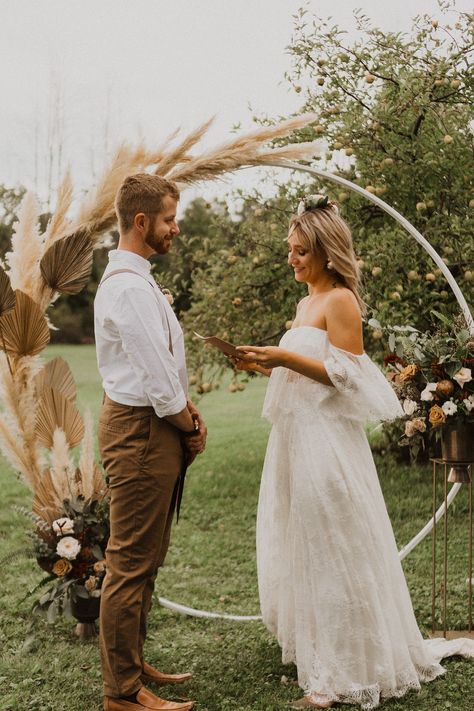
228;355;260;372
236;345;287;369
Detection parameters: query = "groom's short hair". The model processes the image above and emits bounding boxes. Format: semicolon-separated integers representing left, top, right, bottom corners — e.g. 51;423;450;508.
115;173;180;231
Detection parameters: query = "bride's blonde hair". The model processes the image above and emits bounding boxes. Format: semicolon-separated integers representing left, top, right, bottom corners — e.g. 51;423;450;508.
289;201;366;316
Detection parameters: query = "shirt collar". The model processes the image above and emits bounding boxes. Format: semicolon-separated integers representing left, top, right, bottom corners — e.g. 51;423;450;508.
108;249;152;274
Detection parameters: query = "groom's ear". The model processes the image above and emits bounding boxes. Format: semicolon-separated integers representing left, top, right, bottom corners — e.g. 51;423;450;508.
133;212;147;233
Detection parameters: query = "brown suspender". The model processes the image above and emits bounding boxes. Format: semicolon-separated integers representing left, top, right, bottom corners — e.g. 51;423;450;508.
98;268;173;354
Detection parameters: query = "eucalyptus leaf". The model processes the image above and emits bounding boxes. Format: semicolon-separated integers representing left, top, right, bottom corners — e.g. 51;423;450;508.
91;544;104;561
388;333;396;352
46;598;60;624
445;361;462;377
396;341;404;358
74;585;90;599
368;318;381;329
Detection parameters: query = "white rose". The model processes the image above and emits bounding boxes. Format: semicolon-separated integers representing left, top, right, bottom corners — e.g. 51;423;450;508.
464;395;474;413
441;400;458;416
56;536;81;561
453;367;472;388
420;382;438;401
403;398;418;416
52;517;75;536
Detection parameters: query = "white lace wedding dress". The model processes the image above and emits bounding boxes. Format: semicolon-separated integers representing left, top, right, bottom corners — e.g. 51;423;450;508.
257;326;474;709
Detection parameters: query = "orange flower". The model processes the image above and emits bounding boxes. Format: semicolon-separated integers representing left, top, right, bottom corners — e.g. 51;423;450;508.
436;379;455;398
399;364;419;382
52;558;73;577
428;404;446;427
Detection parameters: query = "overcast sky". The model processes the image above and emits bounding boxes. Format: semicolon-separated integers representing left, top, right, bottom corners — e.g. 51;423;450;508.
0;0;471;208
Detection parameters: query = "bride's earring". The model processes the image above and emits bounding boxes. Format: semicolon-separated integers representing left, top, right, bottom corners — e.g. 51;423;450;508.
326;259;334;271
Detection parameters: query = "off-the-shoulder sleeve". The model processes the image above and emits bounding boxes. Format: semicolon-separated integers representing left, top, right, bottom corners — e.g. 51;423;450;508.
322;343;403;423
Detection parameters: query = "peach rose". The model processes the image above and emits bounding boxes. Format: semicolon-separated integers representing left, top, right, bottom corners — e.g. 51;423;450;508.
85;575;97;591
412;417;427;433
52;558;73;577
93;560;106;574
436;379;455;398
404;420;417;437
428;404;446;427
399;364;419;382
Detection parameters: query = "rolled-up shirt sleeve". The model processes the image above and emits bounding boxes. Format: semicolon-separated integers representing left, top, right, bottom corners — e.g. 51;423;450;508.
112;287;187;418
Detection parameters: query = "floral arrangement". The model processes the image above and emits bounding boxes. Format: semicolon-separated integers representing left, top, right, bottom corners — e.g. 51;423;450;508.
27;495;109;622
370;314;474;459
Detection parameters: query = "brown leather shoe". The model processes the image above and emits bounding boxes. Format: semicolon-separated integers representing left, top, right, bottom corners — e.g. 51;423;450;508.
103;686;194;710
141;662;193;686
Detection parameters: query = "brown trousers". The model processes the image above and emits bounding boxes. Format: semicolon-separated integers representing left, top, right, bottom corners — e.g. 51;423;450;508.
98;396;183;698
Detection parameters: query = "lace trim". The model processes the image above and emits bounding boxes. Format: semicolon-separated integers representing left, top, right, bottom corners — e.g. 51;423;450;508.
300;662;446;710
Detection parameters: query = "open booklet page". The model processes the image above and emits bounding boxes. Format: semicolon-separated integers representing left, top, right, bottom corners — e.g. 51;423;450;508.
193;331;239;357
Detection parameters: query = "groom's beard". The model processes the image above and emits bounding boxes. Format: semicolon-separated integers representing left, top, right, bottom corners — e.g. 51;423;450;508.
145;224;172;255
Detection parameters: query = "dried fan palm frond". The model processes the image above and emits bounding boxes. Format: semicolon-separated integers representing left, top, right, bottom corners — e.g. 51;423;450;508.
40;230;93;295
0;266;15;317
35;387;84;449
153;117;215;177
42;171;74;251
35;357;76;402
4;192;43;299
93;463;108;498
165;113;319;185
32;468;63;522
0;290;50;357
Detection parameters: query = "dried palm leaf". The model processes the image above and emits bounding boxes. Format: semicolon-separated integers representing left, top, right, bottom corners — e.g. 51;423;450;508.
35;357;76;402
0;290;50;357
166;113;319;184
42;171;74;251
0;266;15;317
93;463;108;498
40;230;93;295
35;387;84;449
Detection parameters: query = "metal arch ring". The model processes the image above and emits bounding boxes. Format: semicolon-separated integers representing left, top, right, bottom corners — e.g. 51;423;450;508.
159;160;472;621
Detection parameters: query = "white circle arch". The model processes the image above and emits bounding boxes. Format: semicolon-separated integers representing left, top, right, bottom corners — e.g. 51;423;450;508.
159;160;473;620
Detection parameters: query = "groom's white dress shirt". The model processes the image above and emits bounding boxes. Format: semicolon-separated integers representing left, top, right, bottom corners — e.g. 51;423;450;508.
94;249;188;418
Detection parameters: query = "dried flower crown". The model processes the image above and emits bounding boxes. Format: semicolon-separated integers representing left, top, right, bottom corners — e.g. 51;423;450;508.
297;194;332;216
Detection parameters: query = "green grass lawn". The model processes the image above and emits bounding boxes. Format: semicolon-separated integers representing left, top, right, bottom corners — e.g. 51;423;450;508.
0;346;473;711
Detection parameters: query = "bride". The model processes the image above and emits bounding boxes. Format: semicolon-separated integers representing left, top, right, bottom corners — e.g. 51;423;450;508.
235;195;474;709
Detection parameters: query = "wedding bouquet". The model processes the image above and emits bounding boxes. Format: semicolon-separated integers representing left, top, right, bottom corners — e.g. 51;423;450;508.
28;495;109;622
370;315;474;459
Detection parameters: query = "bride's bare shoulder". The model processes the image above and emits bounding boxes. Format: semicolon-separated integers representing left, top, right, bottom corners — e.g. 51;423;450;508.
326;287;360;315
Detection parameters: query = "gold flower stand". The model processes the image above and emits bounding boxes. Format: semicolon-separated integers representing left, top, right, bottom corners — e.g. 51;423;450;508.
430;458;473;639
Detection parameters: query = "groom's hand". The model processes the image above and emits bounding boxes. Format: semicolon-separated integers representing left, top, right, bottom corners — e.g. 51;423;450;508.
186;399;208;456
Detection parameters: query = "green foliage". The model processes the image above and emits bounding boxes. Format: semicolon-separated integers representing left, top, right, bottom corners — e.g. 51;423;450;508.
286;1;474;328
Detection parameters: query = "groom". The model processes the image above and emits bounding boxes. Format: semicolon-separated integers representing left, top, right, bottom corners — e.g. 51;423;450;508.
94;173;207;711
